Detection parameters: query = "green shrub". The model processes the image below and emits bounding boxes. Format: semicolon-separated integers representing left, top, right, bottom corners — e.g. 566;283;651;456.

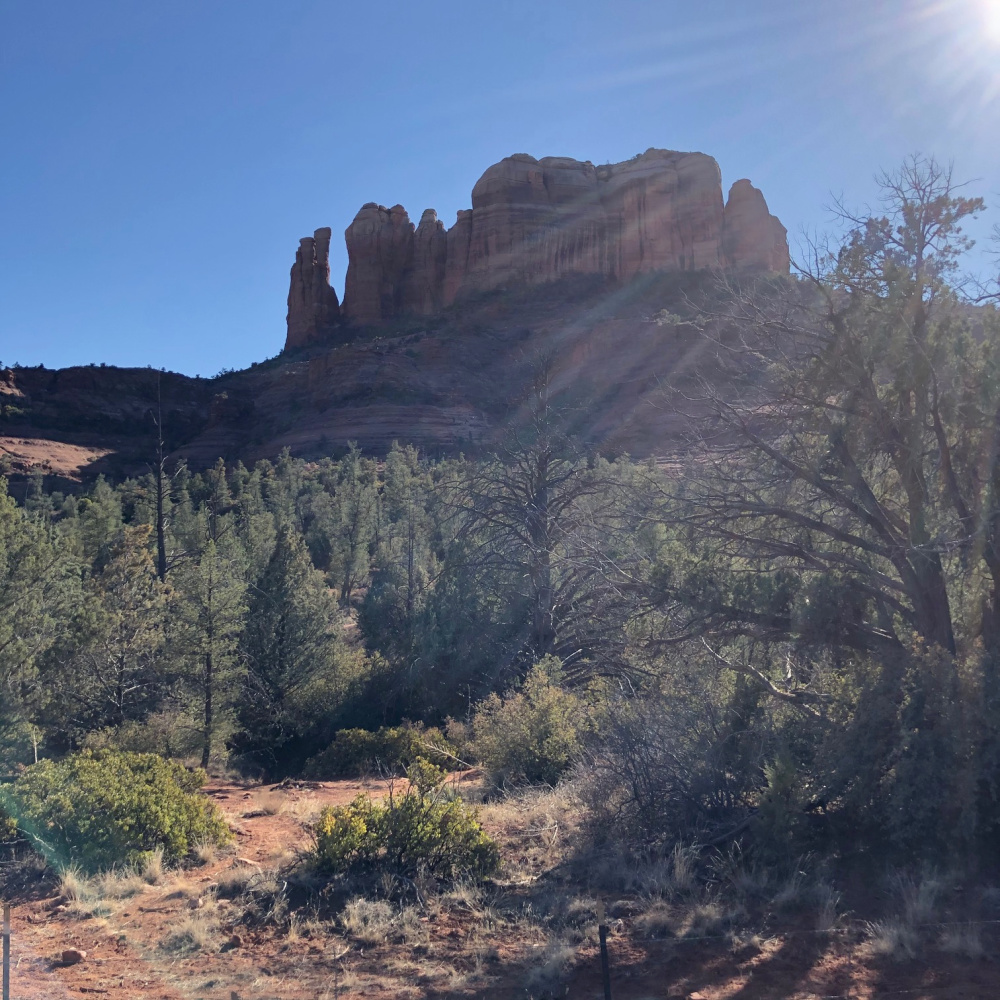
0;718;42;780
0;749;232;872
0;810;16;843
303;724;459;779
314;758;499;879
471;657;587;788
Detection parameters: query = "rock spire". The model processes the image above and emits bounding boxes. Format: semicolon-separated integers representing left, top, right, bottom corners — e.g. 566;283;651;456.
285;227;340;350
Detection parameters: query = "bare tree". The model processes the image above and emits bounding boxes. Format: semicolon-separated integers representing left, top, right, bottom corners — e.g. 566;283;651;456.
652;157;997;685
443;357;636;681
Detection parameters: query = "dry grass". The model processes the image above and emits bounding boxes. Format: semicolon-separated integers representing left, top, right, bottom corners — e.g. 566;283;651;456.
282;792;322;826
814;882;841;931
635;901;675;939
140;846;166;885
59;866;141;918
523;936;577;996
939;923;984;958
677;901;743;939
158;908;220;955
892;872;941;926
215;860;264;897
582;842;702;900
163;875;199;900
859;872;942;960
479;784;582;882
242;789;286;818
339;897;427;946
59;867;91;903
865;918;919;960
96;868;146;899
286;911;329;943
340;898;395;945
191;839;220;866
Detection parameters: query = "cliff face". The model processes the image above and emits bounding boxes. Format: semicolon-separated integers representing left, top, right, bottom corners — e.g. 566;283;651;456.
285;228;340;348
340;148;789;325
722;178;789;273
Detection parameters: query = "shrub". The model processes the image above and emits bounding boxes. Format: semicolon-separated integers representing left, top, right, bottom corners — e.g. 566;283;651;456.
303;724;459;779
471;657;586;788
0;749;232;872
0;718;42;780
314;758;499;879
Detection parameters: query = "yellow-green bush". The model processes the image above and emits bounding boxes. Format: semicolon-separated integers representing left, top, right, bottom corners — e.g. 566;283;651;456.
0;749;232;872
314;758;499;879
471;656;587;788
302;724;458;779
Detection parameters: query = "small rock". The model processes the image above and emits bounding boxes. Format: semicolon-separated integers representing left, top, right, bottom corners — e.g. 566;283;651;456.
61;948;87;966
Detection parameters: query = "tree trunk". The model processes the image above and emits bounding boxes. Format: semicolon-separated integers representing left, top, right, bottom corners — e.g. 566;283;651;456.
201;650;213;769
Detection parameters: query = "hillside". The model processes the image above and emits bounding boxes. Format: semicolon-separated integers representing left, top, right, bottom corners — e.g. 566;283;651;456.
0;270;737;489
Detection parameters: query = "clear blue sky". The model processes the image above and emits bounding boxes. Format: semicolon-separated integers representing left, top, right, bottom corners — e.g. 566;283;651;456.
3;0;999;376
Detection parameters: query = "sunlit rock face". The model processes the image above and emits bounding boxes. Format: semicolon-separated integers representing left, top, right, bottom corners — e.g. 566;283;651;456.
285;227;340;349
335;147;789;325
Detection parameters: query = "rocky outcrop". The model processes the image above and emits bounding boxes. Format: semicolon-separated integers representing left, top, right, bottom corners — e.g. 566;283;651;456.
285;228;340;349
403;209;448;316
333;147;790;326
722;178;790;273
342;204;416;325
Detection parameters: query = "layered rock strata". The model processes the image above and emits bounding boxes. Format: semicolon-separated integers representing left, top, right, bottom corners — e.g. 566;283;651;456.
285;227;340;349
340;148;788;325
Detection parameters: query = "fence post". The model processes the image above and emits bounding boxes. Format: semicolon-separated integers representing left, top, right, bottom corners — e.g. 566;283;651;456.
596;901;612;1000
3;902;10;1000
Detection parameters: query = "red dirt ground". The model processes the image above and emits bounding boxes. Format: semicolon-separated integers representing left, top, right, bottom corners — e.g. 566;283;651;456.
6;778;1000;1000
0;436;111;480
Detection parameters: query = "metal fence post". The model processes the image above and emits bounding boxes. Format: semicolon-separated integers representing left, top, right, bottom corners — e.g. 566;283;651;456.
598;921;612;1000
3;902;10;1000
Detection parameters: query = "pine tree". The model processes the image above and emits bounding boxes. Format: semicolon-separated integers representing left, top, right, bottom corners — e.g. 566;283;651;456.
174;539;247;767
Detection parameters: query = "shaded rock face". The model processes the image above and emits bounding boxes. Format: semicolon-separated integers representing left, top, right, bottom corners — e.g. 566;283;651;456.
723;178;790;273
335;147;789;325
285;228;340;349
341;204;417;325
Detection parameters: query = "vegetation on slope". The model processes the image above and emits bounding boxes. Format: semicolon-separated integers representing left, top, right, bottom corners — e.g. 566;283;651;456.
1;158;999;896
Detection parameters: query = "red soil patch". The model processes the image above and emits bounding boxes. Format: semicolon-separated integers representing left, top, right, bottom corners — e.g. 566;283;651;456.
6;777;1000;999
0;437;111;480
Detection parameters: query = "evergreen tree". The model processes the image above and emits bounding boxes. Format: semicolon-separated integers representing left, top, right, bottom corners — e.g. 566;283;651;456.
174;539;247;767
50;525;169;735
235;524;348;773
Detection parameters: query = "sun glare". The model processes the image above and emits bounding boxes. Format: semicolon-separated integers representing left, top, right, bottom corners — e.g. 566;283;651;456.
983;0;1000;42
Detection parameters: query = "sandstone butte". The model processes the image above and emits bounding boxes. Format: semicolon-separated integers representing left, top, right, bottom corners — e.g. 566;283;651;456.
284;147;789;348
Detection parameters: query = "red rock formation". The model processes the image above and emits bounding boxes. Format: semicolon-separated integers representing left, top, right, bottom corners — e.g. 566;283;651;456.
443;209;473;306
339;148;789;325
722;179;790;273
285;228;340;350
342;204;416;325
403;209;448;315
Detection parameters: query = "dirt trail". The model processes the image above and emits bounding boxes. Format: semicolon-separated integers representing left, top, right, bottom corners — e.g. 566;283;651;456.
8;778;397;1000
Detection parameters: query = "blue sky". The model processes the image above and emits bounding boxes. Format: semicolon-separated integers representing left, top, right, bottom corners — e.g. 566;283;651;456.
2;0;999;376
